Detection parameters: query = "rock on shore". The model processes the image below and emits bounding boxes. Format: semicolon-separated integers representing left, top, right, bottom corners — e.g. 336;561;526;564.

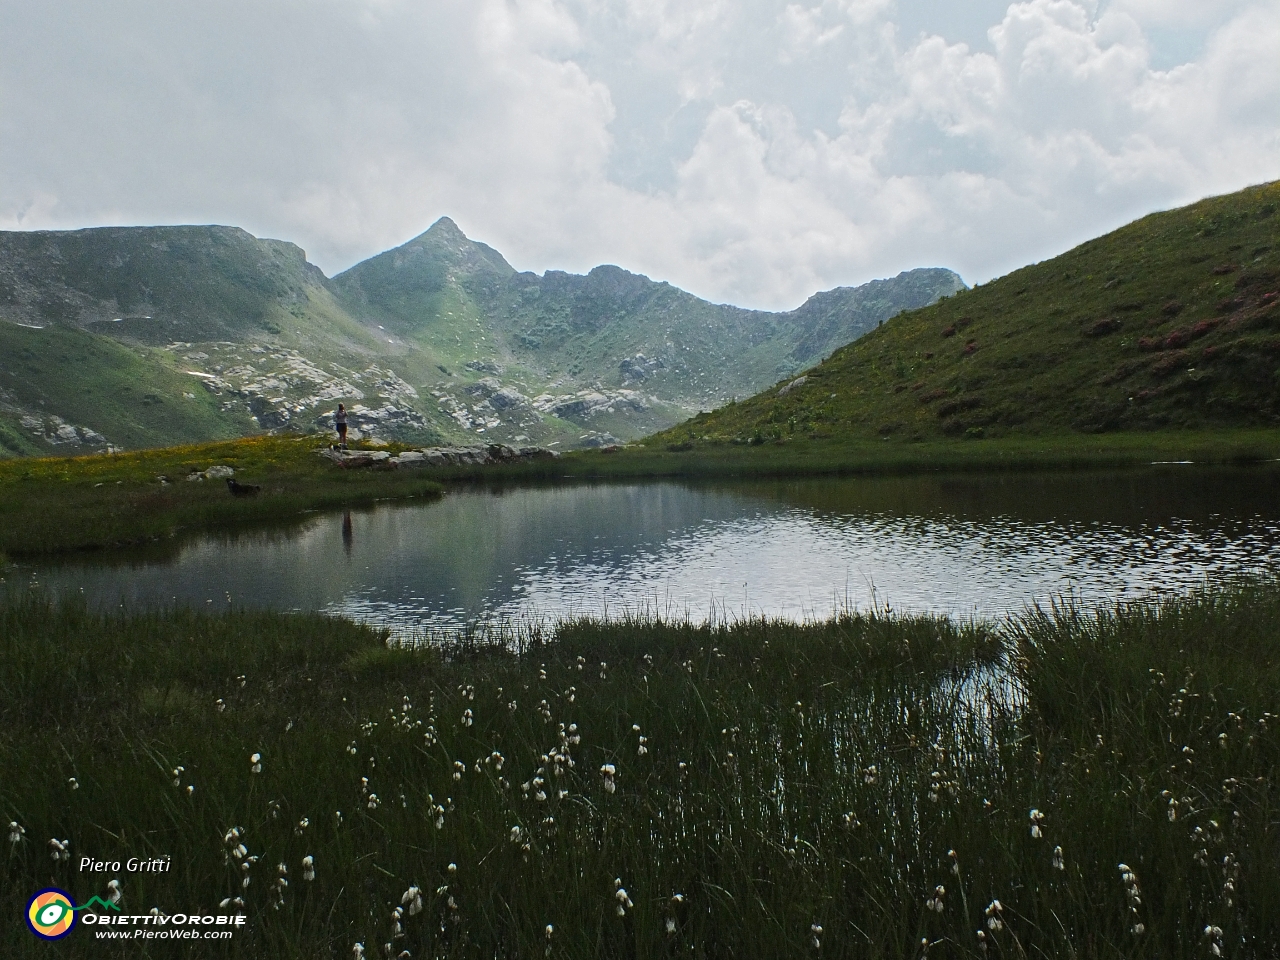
320;443;558;469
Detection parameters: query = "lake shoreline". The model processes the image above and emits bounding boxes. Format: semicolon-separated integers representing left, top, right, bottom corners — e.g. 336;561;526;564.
3;428;1280;558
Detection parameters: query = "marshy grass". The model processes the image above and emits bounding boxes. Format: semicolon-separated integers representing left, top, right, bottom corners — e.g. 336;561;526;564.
1;582;1277;957
0;435;444;557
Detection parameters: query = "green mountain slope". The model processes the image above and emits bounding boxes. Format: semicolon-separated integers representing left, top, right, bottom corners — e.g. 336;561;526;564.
656;181;1280;446
332;218;963;440
0;225;442;456
0;219;962;456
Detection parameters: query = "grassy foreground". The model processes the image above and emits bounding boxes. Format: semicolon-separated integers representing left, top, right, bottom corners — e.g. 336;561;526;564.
2;582;1277;957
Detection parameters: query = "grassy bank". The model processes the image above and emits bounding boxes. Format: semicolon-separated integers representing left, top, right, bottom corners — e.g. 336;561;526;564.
2;581;1277;957
2;428;1279;557
0;435;443;557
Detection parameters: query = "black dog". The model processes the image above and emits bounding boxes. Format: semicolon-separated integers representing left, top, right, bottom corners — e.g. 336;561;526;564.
226;477;262;497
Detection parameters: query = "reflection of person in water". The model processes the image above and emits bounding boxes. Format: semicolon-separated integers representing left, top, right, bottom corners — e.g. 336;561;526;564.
342;510;353;556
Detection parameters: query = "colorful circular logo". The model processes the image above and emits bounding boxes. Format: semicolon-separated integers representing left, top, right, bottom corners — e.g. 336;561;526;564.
26;888;77;940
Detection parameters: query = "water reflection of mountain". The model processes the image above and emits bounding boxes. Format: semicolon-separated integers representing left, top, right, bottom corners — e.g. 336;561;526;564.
25;467;1280;632
730;463;1280;528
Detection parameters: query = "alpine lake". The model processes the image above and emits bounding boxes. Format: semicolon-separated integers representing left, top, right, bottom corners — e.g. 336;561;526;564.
18;461;1280;636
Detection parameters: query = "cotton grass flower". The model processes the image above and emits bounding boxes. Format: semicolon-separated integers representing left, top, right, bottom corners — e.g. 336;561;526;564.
106;879;122;904
1028;808;1045;838
68;777;79;790
401;885;424;916
1052;846;1065;871
302;855;315;881
49;838;71;861
601;763;617;794
250;752;262;774
1118;863;1145;934
984;900;1004;932
613;878;633;917
1203;925;1224;957
810;923;823;950
925;885;945;913
8;821;25;845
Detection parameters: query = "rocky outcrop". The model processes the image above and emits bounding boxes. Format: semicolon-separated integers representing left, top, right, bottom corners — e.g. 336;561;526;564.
320;443;558;469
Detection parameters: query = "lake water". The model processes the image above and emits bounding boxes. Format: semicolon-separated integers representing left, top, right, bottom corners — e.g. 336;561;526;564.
18;465;1280;633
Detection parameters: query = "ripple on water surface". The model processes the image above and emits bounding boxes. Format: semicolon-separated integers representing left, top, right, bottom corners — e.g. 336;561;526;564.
26;467;1280;635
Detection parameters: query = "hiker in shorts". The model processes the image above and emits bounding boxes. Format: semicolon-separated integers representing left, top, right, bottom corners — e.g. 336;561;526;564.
335;403;348;449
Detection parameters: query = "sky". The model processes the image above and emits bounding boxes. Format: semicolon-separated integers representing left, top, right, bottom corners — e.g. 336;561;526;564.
1;0;1277;310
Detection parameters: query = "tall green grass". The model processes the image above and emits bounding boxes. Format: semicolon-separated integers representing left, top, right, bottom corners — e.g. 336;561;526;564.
1;583;1276;957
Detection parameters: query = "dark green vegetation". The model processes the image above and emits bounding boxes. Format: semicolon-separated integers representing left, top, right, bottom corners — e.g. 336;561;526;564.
657;181;1280;446
2;581;1276;957
0;219;960;455
0;436;442;557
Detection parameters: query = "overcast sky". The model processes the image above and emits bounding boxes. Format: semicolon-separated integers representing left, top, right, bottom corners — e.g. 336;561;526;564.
1;0;1277;310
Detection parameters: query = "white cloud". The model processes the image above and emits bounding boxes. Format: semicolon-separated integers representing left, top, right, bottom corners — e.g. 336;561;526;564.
0;0;1276;310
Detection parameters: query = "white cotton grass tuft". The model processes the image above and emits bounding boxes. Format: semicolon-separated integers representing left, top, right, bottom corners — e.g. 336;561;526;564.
49;838;71;861
613;878;634;917
250;752;262;774
401;885;424;916
1028;808;1045;839
1118;863;1145;934
1204;924;1225;957
302;855;315;881
925;885;945;913
9;821;26;845
984;900;1004;932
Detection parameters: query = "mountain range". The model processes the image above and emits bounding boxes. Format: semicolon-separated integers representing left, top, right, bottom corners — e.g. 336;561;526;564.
0;219;962;456
656;180;1280;446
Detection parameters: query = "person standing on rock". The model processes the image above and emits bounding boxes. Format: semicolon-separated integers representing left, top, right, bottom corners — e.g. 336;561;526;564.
334;403;349;449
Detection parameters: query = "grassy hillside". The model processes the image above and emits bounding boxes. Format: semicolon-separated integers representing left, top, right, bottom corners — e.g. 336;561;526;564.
655;181;1280;445
0;225;326;343
0;322;255;454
